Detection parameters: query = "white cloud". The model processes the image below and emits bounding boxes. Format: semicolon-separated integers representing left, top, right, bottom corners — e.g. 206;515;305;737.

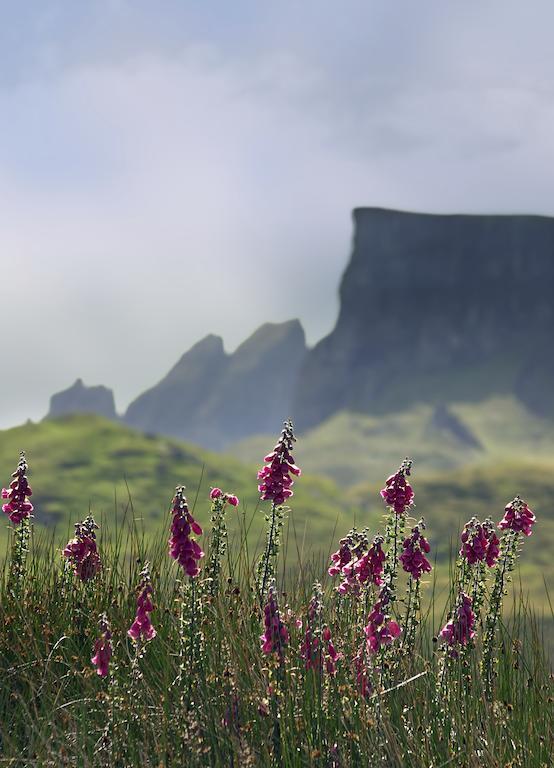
1;2;554;427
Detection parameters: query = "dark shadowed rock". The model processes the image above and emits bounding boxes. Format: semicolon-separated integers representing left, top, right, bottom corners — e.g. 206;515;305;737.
124;335;228;443
294;208;554;428
427;404;482;450
48;379;117;420
124;321;307;449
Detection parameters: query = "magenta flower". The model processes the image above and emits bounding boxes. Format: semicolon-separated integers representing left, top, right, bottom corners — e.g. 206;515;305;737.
63;515;101;581
2;451;33;525
210;488;239;507
329;530;384;595
460;517;500;567
168;486;204;577
128;562;156;643
322;626;341;676
400;520;432;580
257;420;301;505
355;536;386;586
337;561;360;596
380;458;414;516
353;645;372;699
499;496;536;537
91;613;112;677
328;538;352;577
300;623;341;676
364;587;401;654
300;589;342;676
260;583;289;660
439;592;475;656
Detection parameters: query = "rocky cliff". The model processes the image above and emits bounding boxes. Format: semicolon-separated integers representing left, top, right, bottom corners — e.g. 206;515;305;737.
48;379;117;421
124;320;306;449
294;208;554;429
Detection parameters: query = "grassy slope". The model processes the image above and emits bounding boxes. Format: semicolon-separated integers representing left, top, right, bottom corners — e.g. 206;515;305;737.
0;411;552;612
231;396;554;486
0;414;358;560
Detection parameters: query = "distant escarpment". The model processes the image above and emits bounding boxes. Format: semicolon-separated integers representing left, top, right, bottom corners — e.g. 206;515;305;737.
294;208;554;429
45;209;554;447
47;379;117;421
124;320;307;450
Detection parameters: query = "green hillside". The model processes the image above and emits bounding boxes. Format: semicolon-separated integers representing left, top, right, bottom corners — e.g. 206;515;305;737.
0;414;358;558
0;412;552;610
231;396;554;487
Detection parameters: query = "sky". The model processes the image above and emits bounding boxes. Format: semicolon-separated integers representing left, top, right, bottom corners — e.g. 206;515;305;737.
2;0;554;428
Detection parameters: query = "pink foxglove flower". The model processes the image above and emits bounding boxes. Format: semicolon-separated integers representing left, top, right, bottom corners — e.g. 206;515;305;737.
210;487;239;507
329;530;384;594
337;561;360;596
128;562;156;642
91;613;112;677
63;515;101;581
168;486;204;577
439;592;475;657
322;626;341;676
353;644;372;699
260;583;289;659
498;496;536;537
300;586;342;675
355;535;386;586
400;520;432;580
380;458;414;516
328;538;352;577
364;587;401;654
460;517;500;567
257;420;301;505
2;451;33;525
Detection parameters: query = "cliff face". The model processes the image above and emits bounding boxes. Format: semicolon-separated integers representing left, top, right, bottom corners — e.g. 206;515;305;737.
124;320;306;449
124;334;228;442
48;379;117;421
294;208;554;429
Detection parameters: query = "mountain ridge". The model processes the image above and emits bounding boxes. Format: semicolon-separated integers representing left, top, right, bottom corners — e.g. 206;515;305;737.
45;208;554;445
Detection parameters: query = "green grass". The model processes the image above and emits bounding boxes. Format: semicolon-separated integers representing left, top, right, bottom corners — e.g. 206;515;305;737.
1;412;553;613
0;414;359;557
0;414;553;765
231;396;554;487
0;507;551;766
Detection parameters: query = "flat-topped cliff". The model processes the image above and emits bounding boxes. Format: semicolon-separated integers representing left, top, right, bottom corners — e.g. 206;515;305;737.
294;208;554;428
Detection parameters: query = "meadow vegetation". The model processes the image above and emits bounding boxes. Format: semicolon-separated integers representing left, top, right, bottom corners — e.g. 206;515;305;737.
0;423;552;766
